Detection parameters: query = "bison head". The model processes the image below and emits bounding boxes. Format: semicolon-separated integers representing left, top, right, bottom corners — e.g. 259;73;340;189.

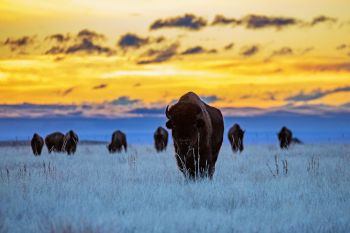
32;133;40;140
107;143;114;153
69;130;79;143
165;103;204;155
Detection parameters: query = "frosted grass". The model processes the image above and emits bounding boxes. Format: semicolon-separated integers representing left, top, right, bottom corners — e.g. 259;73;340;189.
0;144;349;233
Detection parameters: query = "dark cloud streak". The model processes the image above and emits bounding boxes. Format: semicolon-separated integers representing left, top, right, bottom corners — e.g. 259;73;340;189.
46;34;70;43
2;36;35;51
286;86;350;102
211;14;337;30
181;46;217;55
62;87;75;96
211;15;241;26
77;29;105;40
137;43;179;64
297;62;350;72
310;15;337;26
93;84;108;90
240;45;259;57
66;38;113;55
150;14;207;31
243;14;299;29
265;47;293;61
224;43;234;50
118;33;149;49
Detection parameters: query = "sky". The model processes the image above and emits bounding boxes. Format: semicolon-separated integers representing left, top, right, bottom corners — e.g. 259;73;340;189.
0;0;350;118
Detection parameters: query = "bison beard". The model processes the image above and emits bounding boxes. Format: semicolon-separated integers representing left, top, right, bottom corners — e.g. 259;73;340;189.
165;92;224;180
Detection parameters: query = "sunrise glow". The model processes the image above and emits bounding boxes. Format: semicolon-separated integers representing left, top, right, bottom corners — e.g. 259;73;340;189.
0;0;349;117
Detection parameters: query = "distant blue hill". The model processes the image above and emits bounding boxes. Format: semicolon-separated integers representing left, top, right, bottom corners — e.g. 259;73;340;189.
0;112;349;144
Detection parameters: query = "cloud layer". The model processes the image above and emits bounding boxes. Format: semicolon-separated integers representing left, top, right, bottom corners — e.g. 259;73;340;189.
1;100;350;118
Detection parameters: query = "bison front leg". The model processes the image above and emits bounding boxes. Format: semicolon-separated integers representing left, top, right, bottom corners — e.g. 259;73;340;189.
175;154;196;180
198;159;213;179
197;146;213;179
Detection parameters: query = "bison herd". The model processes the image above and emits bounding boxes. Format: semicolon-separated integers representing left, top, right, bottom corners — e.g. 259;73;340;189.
31;130;79;156
29;92;303;180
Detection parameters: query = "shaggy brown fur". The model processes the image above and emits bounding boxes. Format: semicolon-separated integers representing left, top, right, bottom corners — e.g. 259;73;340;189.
166;92;224;179
64;130;79;155
228;124;245;153
154;126;168;152
278;126;293;149
31;133;44;156
108;130;127;153
45;132;65;153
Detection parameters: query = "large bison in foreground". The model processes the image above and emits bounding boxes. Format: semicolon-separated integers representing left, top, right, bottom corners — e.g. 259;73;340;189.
228;124;245;153
108;130;127;153
45;132;65;153
154;126;168;152
278;126;292;149
165;92;224;179
31;133;44;156
64;130;79;155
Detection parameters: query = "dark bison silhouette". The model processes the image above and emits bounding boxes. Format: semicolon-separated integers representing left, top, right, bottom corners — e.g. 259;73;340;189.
228;124;245;153
154;126;168;152
165;92;224;179
31;133;44;156
108;130;127;153
278;126;293;149
64;130;79;155
45;132;65;153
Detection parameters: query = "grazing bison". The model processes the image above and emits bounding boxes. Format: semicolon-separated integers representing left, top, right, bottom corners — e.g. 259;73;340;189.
165;92;224;179
108;130;127;153
228;124;245;153
64;130;79;155
154;126;169;152
31;133;44;156
278;126;293;149
45;132;65;153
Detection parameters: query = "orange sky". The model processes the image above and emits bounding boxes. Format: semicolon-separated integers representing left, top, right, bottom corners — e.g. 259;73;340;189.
0;0;349;117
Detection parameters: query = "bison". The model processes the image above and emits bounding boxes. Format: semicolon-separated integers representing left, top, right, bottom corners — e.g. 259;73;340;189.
154;126;169;152
108;130;127;153
31;133;44;156
45;132;65;153
228;124;245;153
278;126;292;149
64;130;79;155
165;92;224;179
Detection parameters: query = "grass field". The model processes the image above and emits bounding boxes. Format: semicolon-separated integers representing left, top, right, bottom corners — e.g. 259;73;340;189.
0;144;349;233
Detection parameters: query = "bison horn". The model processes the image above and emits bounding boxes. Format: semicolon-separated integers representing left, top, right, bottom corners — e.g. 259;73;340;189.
165;105;171;119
